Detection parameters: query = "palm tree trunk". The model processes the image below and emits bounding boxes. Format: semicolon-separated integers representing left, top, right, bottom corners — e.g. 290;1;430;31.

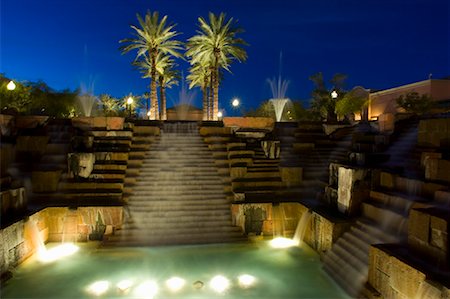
213;67;219;121
150;55;159;120
202;76;208;121
159;79;167;121
209;71;214;121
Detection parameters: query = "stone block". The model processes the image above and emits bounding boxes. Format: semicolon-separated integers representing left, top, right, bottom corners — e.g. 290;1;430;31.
389;256;426;299
72;116;125;130
430;216;448;251
380;172;395;189
378;113;395;132
230;167;247;178
133;126;160;136
15;116;49;129
292;143;314;151
199;126;232;136
368;246;391;292
32;170;61;192
0;144;14;174
279;167;302;186
437;159;450;182
409;209;430;244
68;153;95;178
337;166;367;215
434;190;450;205
421;152;442;167
223;117;274;129
16;136;49;153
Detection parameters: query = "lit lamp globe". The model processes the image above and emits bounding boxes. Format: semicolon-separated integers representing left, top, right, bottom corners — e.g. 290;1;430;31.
217;111;223;118
331;90;338;99
232;98;240;107
126;96;134;105
7;80;16;91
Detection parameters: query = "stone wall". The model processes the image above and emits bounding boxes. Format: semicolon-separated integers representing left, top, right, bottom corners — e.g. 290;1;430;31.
418;118;450;148
231;202;349;254
409;208;449;270
223;117;274;129
367;245;449;299
72;116;125;130
0;207;123;277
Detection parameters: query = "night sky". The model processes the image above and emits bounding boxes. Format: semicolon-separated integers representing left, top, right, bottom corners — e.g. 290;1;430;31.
1;0;449;114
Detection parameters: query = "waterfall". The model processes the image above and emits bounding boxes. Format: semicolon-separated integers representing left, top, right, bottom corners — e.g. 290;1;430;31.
24;220;46;255
292;211;312;246
272;204;286;237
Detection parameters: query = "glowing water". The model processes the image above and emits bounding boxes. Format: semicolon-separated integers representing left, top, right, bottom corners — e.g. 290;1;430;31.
2;242;350;299
272;204;286;237
292;210;312;246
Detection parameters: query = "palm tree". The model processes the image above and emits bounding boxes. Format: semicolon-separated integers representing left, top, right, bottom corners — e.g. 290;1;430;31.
156;55;179;120
186;12;247;120
134;53;179;120
120;10;183;120
187;63;211;120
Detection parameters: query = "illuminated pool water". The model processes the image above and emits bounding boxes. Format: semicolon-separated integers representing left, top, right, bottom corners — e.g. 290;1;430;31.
2;241;349;298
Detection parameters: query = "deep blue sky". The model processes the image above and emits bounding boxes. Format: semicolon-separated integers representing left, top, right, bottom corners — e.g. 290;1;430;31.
1;0;449;113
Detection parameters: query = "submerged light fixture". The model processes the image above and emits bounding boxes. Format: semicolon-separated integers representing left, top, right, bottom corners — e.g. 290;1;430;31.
210;275;230;293
38;243;79;263
238;274;257;289
87;280;110;296
269;237;297;248
165;276;186;293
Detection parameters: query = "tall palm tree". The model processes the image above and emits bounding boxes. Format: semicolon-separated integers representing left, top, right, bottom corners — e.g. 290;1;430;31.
120;10;183;120
135;53;179;120
187;63;211;120
156;55;179;120
186;12;247;120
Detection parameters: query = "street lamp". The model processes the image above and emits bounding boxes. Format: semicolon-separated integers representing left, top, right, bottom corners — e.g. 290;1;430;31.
126;96;134;117
331;90;338;99
6;80;16;91
232;98;240;107
147;110;151;120
217;111;223;119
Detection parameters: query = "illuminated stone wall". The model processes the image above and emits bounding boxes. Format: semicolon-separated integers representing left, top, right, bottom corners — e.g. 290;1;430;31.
0;207;123;277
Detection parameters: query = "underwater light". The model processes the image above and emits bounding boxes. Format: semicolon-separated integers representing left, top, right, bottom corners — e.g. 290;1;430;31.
270;237;297;248
166;276;185;293
87;280;110;296
134;280;158;298
238;274;256;288
38;243;79;263
117;279;134;293
210;275;230;293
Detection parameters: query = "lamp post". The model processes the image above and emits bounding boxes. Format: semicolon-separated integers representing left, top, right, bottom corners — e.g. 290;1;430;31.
126;96;134;118
232;98;240;108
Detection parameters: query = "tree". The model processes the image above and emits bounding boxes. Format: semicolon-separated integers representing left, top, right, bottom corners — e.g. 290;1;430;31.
98;94;121;116
186;12;247;120
120;10;183;120
335;86;370;121
0;76;32;113
187;63;211;120
309;72;347;122
395;92;433;115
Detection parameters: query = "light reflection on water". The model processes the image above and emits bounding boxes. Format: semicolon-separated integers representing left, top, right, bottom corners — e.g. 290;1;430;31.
2;241;350;299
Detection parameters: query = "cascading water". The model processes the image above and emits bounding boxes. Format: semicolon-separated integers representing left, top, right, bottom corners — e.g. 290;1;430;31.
269;98;289;122
272;204;286;237
24;220;46;255
292;210;312;246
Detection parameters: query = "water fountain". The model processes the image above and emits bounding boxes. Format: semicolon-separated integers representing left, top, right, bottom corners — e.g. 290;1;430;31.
267;53;290;122
78;80;97;117
173;72;197;120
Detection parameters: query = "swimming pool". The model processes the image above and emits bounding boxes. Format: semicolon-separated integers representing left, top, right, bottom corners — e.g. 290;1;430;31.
2;241;349;298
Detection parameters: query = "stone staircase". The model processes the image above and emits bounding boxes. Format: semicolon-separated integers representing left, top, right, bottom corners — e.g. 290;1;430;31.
322;118;450;298
104;122;245;247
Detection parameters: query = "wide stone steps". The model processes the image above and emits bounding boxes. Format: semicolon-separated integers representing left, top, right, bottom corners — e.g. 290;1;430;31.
106;123;244;247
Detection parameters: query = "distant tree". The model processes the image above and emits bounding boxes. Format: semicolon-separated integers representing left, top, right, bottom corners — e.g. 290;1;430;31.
335;86;370;121
98;94;121;116
0;76;32;113
395;92;433;115
309;72;347;122
120;10;183;120
245;100;319;121
186;12;247;120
